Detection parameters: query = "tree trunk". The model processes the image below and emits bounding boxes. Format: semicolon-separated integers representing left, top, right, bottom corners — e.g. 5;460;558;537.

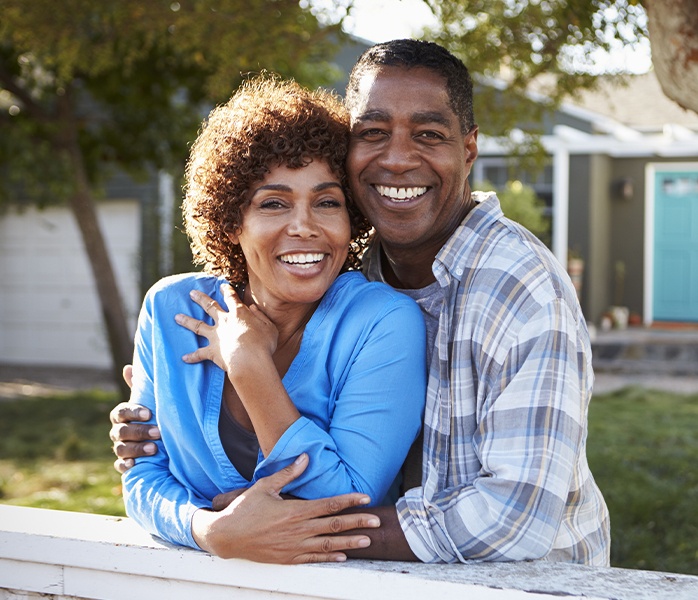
57;94;133;399
644;0;698;115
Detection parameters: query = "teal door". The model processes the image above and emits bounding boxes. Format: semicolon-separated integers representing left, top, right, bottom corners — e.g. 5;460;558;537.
653;170;698;322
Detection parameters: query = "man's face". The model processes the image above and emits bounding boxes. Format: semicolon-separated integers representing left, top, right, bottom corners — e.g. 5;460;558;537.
347;66;478;257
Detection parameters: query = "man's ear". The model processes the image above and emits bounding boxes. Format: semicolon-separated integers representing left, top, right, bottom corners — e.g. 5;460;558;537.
464;124;479;166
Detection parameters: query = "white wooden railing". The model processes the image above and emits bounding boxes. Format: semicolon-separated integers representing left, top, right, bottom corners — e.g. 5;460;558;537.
1;505;698;600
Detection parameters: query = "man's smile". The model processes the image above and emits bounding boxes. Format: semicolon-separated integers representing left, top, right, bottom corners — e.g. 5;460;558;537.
374;185;429;202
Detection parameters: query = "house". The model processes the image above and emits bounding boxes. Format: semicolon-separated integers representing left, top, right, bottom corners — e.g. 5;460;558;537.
474;71;698;325
2;48;697;370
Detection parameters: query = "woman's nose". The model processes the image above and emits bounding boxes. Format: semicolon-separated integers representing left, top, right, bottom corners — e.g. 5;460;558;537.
287;205;320;237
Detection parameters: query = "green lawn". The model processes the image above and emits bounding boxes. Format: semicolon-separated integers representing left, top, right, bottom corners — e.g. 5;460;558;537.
1;386;697;575
586;386;698;575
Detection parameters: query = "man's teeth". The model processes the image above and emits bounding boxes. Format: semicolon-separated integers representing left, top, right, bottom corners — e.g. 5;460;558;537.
279;253;325;266
375;185;427;201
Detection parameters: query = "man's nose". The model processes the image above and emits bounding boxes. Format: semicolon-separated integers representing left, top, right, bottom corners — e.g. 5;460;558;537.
375;133;420;173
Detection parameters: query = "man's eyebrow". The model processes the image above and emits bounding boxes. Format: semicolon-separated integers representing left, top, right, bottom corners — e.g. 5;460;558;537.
354;109;391;123
354;109;453;128
411;111;453;127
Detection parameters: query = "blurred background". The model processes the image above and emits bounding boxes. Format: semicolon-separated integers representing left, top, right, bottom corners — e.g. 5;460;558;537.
0;0;697;576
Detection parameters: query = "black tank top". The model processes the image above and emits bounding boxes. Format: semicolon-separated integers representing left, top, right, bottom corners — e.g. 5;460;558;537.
218;392;260;481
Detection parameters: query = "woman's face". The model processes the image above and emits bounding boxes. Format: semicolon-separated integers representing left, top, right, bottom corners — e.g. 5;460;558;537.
230;160;351;310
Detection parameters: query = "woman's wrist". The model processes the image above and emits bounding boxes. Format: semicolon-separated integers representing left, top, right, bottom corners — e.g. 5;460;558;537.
191;507;218;554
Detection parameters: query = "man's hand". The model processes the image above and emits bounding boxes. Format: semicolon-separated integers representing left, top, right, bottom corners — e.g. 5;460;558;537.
192;453;381;563
109;365;161;474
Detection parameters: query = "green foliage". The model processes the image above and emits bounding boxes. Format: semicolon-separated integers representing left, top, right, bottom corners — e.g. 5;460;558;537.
421;0;648;138
0;0;344;206
587;387;698;575
477;179;551;244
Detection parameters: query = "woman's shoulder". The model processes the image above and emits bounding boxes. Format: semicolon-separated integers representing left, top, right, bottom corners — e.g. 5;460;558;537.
326;271;422;315
145;272;226;304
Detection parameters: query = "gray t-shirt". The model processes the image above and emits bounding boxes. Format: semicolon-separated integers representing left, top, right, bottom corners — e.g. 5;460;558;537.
362;242;444;365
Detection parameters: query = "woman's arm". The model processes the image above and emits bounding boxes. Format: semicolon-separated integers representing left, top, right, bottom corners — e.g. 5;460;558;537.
175;285;302;457
177;284;427;506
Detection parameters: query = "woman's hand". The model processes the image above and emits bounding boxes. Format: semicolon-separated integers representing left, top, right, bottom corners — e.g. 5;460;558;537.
191;454;381;563
175;284;278;378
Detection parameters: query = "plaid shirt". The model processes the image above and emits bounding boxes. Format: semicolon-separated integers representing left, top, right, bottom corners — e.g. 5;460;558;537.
364;192;610;565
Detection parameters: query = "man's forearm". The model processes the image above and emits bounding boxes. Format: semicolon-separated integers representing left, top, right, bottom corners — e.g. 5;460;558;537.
344;505;418;561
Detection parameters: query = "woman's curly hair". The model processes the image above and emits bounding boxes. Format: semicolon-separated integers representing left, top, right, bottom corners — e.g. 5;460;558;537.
183;75;371;283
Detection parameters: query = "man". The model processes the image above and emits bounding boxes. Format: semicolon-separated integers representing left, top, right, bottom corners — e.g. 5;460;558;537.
111;39;610;565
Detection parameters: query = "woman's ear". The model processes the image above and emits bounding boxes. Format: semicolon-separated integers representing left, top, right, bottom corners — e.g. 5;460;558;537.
227;226;241;245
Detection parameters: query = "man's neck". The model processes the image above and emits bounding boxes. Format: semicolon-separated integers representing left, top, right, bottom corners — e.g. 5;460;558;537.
378;195;477;290
379;245;437;290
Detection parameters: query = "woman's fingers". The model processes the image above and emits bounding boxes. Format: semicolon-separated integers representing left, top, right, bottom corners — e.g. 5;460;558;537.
189;289;221;314
175;312;208;337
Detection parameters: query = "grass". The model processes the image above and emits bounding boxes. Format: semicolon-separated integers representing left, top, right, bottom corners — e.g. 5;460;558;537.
586;386;698;575
0;391;125;516
1;386;697;575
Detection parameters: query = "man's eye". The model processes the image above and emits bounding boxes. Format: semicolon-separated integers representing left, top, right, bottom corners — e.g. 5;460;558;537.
359;128;386;139
417;131;444;141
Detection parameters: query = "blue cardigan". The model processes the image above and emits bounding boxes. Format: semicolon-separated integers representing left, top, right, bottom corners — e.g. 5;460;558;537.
122;271;427;549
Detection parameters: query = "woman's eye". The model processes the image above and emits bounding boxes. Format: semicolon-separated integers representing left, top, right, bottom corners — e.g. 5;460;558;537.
318;197;343;208
259;199;285;209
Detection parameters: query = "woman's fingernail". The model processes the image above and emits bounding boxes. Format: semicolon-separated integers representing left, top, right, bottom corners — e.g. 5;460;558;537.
367;518;380;527
148;427;159;438
174;314;183;324
143;442;156;454
358;538;371;547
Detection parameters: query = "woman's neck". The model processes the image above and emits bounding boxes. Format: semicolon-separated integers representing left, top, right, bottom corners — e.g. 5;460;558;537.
242;283;318;349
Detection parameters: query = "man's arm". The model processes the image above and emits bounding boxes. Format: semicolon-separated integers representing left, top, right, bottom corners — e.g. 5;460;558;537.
111;366;393;563
211;488;418;561
341;505;417;561
109;365;160;473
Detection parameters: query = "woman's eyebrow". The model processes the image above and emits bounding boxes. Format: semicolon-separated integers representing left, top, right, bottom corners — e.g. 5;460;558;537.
313;182;343;192
251;181;342;196
253;183;291;194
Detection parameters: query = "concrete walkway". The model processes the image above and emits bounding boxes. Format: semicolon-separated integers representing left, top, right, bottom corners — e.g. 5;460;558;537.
1;325;697;399
590;325;698;394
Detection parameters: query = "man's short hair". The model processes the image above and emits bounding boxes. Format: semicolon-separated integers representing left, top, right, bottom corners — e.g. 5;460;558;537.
345;39;475;134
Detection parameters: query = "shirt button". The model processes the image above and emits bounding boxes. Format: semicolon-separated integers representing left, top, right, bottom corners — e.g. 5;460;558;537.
455;268;463;276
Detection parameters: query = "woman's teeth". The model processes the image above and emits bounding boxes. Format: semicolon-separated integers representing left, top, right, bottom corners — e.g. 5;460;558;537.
279;253;325;267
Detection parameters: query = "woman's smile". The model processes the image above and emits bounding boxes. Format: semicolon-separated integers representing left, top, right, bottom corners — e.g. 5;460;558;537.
231;160;351;311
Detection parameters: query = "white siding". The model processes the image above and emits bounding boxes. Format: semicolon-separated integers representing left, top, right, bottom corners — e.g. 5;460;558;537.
0;201;140;368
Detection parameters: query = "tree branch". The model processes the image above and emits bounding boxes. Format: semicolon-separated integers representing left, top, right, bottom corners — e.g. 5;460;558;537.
0;61;51;121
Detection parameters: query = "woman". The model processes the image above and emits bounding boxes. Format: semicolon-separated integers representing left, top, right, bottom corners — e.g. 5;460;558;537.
121;76;427;556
